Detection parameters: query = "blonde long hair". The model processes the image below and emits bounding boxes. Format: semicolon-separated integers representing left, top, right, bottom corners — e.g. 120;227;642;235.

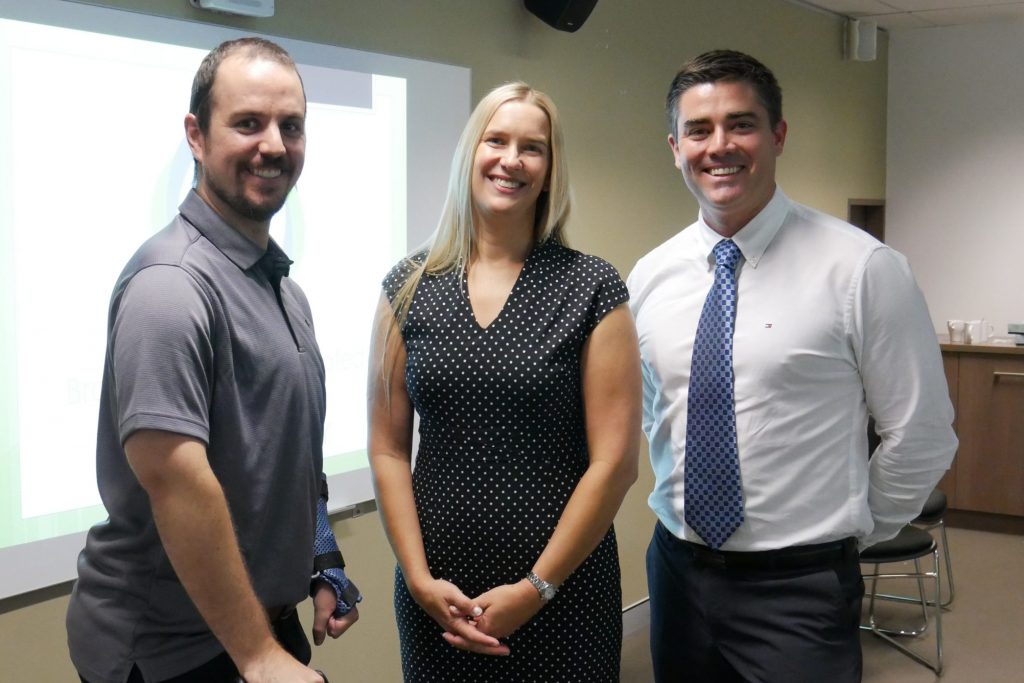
381;82;572;384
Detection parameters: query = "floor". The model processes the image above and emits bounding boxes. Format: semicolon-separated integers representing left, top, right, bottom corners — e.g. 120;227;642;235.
619;526;1024;682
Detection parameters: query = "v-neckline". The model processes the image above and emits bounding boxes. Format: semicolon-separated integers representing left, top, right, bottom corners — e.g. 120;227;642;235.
462;246;538;331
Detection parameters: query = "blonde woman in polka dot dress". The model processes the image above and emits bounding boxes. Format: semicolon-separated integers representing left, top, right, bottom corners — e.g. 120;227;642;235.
368;82;642;682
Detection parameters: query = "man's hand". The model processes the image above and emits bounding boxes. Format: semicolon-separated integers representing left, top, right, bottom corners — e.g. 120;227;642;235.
469;580;542;640
238;646;325;682
312;582;359;646
409;577;510;656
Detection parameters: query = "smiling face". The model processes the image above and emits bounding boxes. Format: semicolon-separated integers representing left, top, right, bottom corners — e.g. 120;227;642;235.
470;100;551;230
185;54;306;242
669;79;787;237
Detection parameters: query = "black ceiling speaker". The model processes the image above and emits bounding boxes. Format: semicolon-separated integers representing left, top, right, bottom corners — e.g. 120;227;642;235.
525;0;599;32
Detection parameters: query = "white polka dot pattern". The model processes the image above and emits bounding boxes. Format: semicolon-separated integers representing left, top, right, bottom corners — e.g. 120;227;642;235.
684;239;745;550
382;242;628;681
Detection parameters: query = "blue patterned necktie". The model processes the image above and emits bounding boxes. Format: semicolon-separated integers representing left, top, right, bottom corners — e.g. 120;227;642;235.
684;239;744;550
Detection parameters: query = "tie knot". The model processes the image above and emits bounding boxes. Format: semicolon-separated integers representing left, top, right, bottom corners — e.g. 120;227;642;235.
713;239;741;271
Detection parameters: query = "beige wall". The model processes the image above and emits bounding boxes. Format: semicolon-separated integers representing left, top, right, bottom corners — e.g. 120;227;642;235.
885;22;1023;336
0;1;887;680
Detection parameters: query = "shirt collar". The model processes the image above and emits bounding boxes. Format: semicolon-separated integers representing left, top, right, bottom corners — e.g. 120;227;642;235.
695;188;791;269
178;189;291;274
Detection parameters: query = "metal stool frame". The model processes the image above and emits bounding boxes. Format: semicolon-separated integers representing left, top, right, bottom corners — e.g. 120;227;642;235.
873;490;955;610
860;528;944;675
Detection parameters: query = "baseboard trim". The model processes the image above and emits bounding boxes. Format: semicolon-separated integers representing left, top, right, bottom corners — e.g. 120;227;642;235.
947;509;1024;535
621;597;650;636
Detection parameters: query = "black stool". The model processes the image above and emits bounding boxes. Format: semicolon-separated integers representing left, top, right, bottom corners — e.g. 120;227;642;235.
860;525;943;674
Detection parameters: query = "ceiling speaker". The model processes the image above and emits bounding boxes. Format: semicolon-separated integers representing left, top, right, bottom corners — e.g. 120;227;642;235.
525;0;599;33
189;0;275;18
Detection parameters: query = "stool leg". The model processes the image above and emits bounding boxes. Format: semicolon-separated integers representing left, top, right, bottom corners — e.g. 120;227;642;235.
862;563;882;633
938;521;955;608
932;546;944;673
913;557;929;633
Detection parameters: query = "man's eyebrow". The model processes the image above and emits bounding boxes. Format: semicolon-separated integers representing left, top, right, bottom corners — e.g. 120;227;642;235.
682;111;760;129
228;109;305;120
725;110;759;120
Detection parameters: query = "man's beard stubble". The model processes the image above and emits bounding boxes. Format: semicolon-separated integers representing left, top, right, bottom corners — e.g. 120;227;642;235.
204;166;292;223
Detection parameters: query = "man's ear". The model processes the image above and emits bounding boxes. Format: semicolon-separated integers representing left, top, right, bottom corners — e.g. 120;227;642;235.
772;119;788;156
184;113;204;164
668;134;683;171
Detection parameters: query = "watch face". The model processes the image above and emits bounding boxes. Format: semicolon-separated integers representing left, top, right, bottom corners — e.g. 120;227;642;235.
528;572;557;601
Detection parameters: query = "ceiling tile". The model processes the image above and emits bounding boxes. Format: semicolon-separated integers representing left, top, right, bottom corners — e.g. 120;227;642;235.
882;0;1022;9
915;5;1024;24
796;0;898;12
862;11;936;28
791;1;1024;28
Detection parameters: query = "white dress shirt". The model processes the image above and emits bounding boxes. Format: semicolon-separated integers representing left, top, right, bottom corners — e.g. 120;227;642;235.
628;189;957;551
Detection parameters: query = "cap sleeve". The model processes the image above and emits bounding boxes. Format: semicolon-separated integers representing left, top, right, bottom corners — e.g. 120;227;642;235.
381;251;427;305
581;255;629;337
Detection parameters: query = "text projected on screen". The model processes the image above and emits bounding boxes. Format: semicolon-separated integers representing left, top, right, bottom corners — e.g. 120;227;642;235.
0;0;468;599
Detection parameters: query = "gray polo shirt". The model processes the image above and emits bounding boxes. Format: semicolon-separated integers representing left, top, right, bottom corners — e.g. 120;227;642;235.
67;190;326;683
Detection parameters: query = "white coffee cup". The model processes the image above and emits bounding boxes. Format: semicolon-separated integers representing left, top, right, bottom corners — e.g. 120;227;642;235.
946;319;966;343
965;319;994;344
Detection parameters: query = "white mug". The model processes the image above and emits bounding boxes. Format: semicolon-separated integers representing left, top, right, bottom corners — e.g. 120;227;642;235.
965;319;994;344
946;319;966;343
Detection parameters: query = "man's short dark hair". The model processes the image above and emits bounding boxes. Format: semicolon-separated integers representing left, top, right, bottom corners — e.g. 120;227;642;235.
666;50;783;137
189;37;303;134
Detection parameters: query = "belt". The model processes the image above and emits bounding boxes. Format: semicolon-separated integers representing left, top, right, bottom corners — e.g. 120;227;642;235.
675;534;857;572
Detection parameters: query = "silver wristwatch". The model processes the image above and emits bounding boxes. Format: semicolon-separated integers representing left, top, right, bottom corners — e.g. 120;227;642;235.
526;571;558;602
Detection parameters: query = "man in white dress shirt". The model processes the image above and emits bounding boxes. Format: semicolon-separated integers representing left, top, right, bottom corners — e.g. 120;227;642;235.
628;50;957;682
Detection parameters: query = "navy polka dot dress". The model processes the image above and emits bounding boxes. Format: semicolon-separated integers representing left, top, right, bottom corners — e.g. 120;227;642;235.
383;241;628;682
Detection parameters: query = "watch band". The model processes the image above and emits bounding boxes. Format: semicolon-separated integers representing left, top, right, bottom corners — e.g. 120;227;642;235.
526;570;558;602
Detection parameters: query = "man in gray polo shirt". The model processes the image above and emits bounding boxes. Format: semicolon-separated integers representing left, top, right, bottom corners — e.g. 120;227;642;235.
66;38;358;683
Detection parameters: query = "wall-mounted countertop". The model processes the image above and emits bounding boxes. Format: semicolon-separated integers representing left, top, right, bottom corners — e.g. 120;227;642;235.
939;336;1024;356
